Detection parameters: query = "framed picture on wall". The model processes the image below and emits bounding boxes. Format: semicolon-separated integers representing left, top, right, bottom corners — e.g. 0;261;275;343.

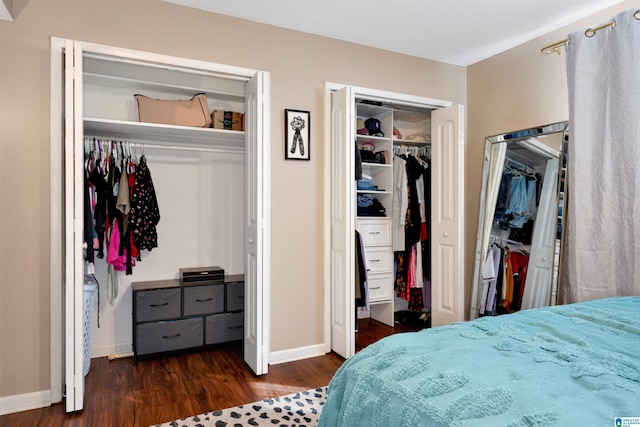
285;109;310;160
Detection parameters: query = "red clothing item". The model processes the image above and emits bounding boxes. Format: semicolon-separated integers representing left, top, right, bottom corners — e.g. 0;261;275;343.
420;222;428;241
509;251;530;311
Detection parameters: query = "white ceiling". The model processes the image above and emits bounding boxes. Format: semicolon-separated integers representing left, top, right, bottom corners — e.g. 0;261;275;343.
163;0;627;66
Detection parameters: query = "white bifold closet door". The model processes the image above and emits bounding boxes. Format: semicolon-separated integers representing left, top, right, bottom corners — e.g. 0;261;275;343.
329;84;465;359
58;39;270;412
63;39;85;413
243;71;270;376
329;86;356;358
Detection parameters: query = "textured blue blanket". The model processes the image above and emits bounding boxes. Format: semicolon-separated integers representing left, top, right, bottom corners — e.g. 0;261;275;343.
319;297;640;426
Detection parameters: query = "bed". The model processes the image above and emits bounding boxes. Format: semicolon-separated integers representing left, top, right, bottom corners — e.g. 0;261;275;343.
318;297;640;426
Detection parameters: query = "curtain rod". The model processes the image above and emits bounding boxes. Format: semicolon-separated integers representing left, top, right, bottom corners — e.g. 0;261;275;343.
541;9;640;55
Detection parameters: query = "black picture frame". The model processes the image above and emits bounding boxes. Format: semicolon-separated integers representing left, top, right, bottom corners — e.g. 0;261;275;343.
284;109;310;160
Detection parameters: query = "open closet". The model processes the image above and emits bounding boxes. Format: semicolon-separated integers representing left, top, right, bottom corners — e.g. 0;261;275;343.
50;39;270;412
326;84;465;359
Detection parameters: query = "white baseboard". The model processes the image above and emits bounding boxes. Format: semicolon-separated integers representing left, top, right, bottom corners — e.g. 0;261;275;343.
269;344;327;365
0;390;51;416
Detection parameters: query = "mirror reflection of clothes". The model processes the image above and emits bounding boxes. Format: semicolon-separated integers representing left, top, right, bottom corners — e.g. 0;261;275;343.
505;176;537;228
480;244;530;316
495;170;540;234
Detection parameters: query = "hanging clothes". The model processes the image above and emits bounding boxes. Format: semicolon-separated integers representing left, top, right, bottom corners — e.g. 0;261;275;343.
421;157;432;281
355;230;369;310
88;162;117;259
479;242;529;316
484;244;502;314
83;173;95;264
392;155;408;251
83;140;161;304
394;153;431;311
404;155;424;246
130;155;161;251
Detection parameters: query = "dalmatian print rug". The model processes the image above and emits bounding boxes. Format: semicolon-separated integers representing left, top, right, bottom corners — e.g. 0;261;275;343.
153;387;327;427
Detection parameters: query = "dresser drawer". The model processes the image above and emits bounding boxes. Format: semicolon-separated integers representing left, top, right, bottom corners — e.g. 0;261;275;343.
226;281;244;312
183;284;225;316
136;317;203;356
367;273;393;302
357;219;391;246
135;288;181;322
205;312;244;344
364;246;393;273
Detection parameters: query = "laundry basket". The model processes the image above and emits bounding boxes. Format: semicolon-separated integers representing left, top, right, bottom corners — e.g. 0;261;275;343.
83;275;98;376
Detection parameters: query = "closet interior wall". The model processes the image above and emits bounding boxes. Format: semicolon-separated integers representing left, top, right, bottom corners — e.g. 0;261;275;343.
81;51;246;359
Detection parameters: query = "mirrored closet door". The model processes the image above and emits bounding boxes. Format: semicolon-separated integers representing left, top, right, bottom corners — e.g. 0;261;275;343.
470;122;568;320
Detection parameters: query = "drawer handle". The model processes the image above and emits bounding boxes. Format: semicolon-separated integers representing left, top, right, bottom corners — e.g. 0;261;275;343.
370;259;380;262
162;333;181;339
227;325;243;330
195;298;213;302
150;302;169;307
368;231;380;235
370;286;381;290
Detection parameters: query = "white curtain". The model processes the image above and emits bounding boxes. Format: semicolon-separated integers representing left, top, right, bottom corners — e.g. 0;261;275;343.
563;8;640;303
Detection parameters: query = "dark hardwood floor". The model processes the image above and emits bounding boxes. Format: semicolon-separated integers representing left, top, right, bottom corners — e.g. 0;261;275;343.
0;318;423;427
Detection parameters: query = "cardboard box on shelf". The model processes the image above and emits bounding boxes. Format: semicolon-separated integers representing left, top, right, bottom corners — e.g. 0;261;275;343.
212;110;244;131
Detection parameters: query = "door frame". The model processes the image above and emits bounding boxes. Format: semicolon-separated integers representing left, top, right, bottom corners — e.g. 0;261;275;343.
323;82;463;356
50;38;271;410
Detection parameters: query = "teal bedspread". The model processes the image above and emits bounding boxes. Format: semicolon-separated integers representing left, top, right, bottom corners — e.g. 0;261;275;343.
319;297;640;426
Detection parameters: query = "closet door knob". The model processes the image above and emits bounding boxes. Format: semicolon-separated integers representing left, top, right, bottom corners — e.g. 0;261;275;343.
541;257;547;262
248;238;255;244
443;232;449;237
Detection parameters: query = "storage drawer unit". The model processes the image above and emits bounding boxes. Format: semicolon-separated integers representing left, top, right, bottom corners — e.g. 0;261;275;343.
206;312;244;344
357;218;391;246
357;217;394;307
183;283;224;316
226;281;244;312
132;274;244;362
367;273;394;302
135;288;181;322
364;246;393;273
137;318;203;356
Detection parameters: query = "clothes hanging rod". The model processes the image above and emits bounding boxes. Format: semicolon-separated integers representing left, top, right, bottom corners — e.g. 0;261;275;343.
136;143;245;154
541;9;640;55
85;137;244;154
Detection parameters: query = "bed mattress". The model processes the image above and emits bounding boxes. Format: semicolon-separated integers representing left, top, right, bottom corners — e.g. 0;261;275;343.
319;297;640;426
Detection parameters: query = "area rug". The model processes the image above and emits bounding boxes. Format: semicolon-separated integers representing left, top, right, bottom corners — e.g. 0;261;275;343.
152;387;327;427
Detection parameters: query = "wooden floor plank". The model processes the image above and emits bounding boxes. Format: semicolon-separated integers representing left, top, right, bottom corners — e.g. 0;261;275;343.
0;318;422;427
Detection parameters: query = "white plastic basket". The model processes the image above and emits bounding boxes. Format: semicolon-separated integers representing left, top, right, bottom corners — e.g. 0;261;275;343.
83;277;98;376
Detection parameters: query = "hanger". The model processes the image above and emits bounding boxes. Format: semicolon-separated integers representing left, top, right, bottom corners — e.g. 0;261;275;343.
415;155;429;169
504;164;536;180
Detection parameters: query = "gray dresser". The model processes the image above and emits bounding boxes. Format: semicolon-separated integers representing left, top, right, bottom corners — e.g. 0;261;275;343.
132;275;244;363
